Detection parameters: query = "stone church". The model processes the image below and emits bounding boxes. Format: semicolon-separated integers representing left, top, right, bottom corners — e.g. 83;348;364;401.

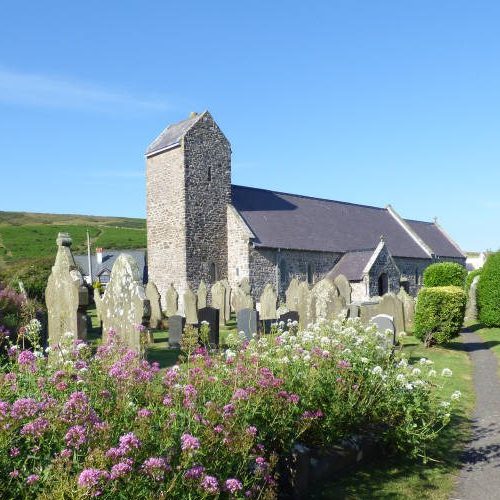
146;111;465;311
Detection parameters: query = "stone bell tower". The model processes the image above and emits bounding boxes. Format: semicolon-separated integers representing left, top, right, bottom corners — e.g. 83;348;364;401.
145;111;231;311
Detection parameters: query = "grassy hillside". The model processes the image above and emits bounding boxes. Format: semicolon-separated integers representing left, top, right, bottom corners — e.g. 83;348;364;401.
0;211;146;264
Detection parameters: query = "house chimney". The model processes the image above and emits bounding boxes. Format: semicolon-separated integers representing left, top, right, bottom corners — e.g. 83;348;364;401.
96;247;103;265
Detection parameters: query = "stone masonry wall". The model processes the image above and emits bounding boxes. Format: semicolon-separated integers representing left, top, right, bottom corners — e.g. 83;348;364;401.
227;205;251;288
367;245;401;297
146;145;186;311
249;247;342;301
393;257;431;296
184;113;232;294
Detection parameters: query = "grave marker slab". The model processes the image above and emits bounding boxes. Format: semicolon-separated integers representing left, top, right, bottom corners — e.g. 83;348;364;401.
198;307;219;347
285;278;300;311
165;283;179;317
146;281;162;329
184;287;198;325
370;314;396;347
168;315;186;348
279;310;300;325
197;280;208;309
237;308;259;340
211;281;227;325
260;284;277;320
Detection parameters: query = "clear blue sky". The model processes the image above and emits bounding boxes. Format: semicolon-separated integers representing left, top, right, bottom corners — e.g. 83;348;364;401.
0;1;498;251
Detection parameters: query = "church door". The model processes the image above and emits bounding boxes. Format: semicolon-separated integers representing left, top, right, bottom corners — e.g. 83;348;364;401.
378;273;388;296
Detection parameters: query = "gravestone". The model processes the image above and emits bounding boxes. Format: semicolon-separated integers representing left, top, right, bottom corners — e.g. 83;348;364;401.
146;281;162;329
359;301;381;325
333;274;352;304
297;281;311;328
285;278;300;311
260;284;278;320
277;304;289;317
211;280;227;325
197;307;220;347
465;275;480;322
397;288;415;332
261;319;276;334
377;293;404;334
370;314;396;347
308;279;340;324
165;283;178;317
184;287;198;325
348;304;360;319
231;285;254;314
221;279;232;322
168;315;185;348
197;280;207;309
279;310;299;325
46;233;88;347
94;288;102;323
240;277;251;295
100;254;151;352
237;308;259;340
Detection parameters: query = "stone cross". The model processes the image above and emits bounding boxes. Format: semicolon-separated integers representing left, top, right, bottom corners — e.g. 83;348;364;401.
100;254;151;352
184;286;198;325
146;281;162;329
45;233;88;347
259;284;278;320
197;279;207;309
165;283;178;317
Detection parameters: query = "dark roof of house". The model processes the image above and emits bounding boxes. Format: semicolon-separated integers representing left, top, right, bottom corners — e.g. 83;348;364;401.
326;250;375;281
146;113;203;156
231;185;439;259
74;250;147;283
406;220;464;259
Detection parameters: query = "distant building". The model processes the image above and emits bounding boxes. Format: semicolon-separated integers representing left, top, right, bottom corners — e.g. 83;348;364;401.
466;252;487;271
145;111;465;309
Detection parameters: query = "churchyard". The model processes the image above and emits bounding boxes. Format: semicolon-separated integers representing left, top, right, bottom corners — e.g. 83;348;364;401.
2;231;499;499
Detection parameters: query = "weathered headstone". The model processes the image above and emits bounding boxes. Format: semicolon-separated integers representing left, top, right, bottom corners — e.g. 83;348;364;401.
285;278;300;311
397;288;415;332
94;288;102;323
198;307;220;346
231;285;254;314
377;293;404;334
45;233;88;347
359;301;381;324
277;304;289;317
168;315;185;348
348;303;360;319
197;280;207;309
146;281;162;329
297;281;311;328
279;310;300;325
261;319;275;334
100;254;150;352
308;279;341;323
465;275;480;322
333;274;352;304
240;277;251;295
211;280;227;325
260;284;278;320
165;283;178;317
184;287;198;325
221;279;232;323
237;308;259;340
370;314;396;347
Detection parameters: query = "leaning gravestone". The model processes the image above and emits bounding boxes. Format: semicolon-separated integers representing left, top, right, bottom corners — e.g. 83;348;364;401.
370;314;396;347
260;284;278;320
101;254;151;352
297;281;311;328
165;283;179;317
465;275;480;322
237;308;259;340
308;279;340;324
46;233;88;347
285;278;300;311
397;288;415;332
198;307;220;347
279;310;300;325
211;280;227;325
168;315;185;348
333;274;352;304
377;293;405;334
197;280;208;309
184;287;198;325
146;281;162;329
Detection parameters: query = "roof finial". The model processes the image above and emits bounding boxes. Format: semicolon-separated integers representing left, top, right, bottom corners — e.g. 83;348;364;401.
189;111;198;119
380;234;385;243
433;216;438;224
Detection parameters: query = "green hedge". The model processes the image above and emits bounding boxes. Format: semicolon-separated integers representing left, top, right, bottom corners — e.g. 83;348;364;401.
466;268;482;293
414;286;467;345
477;252;500;326
423;262;467;288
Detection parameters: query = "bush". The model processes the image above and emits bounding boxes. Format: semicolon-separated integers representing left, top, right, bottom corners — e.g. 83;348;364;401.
466;268;482;293
414;286;467;345
423;262;467;288
477;252;500;326
0;319;457;499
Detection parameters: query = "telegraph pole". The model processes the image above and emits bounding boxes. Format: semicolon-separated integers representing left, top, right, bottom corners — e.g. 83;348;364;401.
87;230;93;285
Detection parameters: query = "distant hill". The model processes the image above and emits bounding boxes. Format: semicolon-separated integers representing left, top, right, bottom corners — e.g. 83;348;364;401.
0;211;146;266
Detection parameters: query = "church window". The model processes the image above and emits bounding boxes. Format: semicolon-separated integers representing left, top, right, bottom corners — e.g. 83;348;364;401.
378;273;388;296
279;258;288;284
209;262;218;283
306;263;314;285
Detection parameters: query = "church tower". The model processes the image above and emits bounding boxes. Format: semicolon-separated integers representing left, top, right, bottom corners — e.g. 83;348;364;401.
145;111;231;311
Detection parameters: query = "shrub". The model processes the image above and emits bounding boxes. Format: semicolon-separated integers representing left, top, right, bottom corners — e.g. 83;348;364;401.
477;252;500;326
466;268;482;293
0;319;457;499
423;262;467;288
414;286;467;345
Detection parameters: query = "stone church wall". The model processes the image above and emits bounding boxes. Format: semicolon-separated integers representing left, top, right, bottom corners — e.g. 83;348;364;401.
227;205;251;288
367;245;401;297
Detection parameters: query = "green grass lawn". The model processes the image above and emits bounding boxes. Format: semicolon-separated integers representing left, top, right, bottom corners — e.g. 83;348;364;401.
311;335;474;500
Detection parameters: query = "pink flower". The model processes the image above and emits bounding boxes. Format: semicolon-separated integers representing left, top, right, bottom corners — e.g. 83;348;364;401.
184;465;205;480
9;447;20;457
11;398;39;419
246;426;258;436
225;478;243;494
162;395;172;406
60;448;72;459
18;350;36;370
78;468;110;495
119;432;141;452
110;460;133;480
137;408;152;418
65;425;87;449
9;469;19;478
337;359;351;369
20;417;49;438
181;433;200;451
26;474;40;485
223;404;235;417
142;457;169;481
201;475;219;494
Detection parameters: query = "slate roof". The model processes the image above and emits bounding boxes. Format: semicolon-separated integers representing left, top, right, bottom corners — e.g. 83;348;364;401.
74;250;148;283
326;250;375;281
231;185;463;259
406;220;464;259
145;113;204;157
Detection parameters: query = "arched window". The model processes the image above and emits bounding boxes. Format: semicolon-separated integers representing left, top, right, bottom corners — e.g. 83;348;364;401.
209;262;218;283
306;263;314;285
378;273;388;296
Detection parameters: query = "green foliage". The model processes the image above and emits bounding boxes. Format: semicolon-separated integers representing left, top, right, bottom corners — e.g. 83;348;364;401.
477;252;500;326
414;286;467;345
423;262;467;288
466;268;482;293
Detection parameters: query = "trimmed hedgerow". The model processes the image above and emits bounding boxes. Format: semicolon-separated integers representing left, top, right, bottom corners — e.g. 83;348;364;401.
477;252;500;327
423;262;467;289
466;268;482;293
414;286;467;345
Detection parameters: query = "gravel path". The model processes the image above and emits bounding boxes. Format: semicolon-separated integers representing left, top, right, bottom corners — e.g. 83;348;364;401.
453;328;500;499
